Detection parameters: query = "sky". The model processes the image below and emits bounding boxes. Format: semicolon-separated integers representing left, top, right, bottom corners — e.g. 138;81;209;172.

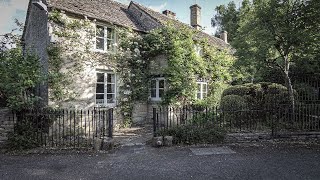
0;0;242;35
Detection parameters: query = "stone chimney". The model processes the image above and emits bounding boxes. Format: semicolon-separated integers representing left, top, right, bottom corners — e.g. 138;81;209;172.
162;10;176;19
220;31;228;44
190;4;201;30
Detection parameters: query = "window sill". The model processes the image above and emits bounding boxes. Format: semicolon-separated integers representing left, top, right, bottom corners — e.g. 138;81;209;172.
92;49;117;54
150;98;162;102
95;103;117;108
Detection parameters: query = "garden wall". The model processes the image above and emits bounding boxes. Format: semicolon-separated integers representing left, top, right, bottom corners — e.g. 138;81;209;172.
0;108;15;147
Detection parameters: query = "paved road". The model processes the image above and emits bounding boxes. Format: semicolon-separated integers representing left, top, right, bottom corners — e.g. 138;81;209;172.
0;142;320;180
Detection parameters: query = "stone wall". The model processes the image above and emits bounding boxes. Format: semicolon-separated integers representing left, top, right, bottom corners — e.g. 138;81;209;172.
0;108;15;147
23;0;50;106
132;102;149;124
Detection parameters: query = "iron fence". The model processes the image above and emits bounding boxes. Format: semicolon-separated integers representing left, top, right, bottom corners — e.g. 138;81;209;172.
153;103;320;137
11;108;113;148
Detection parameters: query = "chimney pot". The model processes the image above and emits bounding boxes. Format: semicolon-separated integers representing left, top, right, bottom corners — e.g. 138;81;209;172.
162;10;176;19
220;31;228;44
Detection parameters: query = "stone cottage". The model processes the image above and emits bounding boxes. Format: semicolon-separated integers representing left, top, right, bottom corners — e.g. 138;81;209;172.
22;0;229;125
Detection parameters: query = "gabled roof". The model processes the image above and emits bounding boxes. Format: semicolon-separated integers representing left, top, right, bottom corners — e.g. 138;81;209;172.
47;0;145;31
129;2;229;49
23;0;228;48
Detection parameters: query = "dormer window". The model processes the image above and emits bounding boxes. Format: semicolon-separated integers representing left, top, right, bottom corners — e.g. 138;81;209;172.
96;25;115;51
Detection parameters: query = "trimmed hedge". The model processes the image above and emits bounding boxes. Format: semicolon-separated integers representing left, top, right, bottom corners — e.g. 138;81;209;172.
220;95;247;111
157;124;226;145
221;82;290;109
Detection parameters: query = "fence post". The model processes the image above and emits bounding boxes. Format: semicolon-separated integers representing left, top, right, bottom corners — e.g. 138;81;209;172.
108;108;113;138
153;108;157;137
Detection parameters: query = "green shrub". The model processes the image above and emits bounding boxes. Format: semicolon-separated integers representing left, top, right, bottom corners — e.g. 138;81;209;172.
220;95;247;111
294;83;318;102
264;83;290;105
7;118;41;151
157;123;226;145
222;85;251;97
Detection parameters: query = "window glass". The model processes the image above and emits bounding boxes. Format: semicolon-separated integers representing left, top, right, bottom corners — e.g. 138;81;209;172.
159;89;164;98
96;72;116;105
96;38;104;50
97;73;104;82
159;80;165;89
151;80;156;89
107;84;115;93
151;89;156;98
96;26;104;37
107;74;115;83
96;84;104;93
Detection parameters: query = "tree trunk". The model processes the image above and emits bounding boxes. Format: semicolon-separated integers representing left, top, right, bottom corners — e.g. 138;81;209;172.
282;66;295;124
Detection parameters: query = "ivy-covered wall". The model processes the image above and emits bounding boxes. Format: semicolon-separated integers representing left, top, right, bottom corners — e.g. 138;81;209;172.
44;10;235;126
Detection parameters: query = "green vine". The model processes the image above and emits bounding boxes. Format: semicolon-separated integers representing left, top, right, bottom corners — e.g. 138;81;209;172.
46;10;235;125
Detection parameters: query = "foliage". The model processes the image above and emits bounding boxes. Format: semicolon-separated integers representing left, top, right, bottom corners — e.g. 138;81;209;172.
221;82;291;109
220;95;247;111
213;0;320;100
157;123;225;145
140;24;235;105
7;118;41;150
46;11;235;125
0;47;42;110
211;1;240;43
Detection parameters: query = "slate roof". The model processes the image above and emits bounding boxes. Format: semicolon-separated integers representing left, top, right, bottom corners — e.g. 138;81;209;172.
37;0;228;48
47;0;145;31
130;2;228;49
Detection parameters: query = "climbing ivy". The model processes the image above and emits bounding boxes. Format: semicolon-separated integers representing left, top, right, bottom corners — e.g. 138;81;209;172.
47;10;235;125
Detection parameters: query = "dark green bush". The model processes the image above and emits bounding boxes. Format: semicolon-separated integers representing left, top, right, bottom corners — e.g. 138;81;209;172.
221;82;290;109
222;85;251;97
294;83;318;102
7;119;41;151
157;123;225;145
220;95;247;111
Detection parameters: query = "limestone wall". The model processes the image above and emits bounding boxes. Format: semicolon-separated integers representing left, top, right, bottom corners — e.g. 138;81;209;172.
0;108;15;146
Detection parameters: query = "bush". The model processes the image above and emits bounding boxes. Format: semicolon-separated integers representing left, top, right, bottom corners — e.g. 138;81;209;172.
7;118;41;151
294;83;318;102
157;123;225;145
220;95;247;111
264;83;290;105
221;82;290;109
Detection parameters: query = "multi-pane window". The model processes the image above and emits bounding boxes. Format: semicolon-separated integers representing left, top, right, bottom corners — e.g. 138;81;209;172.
151;78;165;101
196;82;207;100
96;25;114;51
96;72;116;106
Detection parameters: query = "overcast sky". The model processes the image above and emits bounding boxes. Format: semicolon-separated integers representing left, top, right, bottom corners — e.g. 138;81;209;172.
0;0;242;35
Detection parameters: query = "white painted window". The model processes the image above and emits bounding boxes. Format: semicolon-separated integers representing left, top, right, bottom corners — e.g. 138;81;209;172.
96;72;116;106
95;25;115;51
196;82;207;100
151;78;165;101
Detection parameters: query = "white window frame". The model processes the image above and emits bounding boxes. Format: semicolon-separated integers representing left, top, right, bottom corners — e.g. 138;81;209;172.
95;71;117;107
95;24;115;52
151;78;165;101
196;81;207;100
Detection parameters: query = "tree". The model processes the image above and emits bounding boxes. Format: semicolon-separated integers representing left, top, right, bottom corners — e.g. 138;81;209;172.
0;24;42;110
232;0;320;108
211;1;240;43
